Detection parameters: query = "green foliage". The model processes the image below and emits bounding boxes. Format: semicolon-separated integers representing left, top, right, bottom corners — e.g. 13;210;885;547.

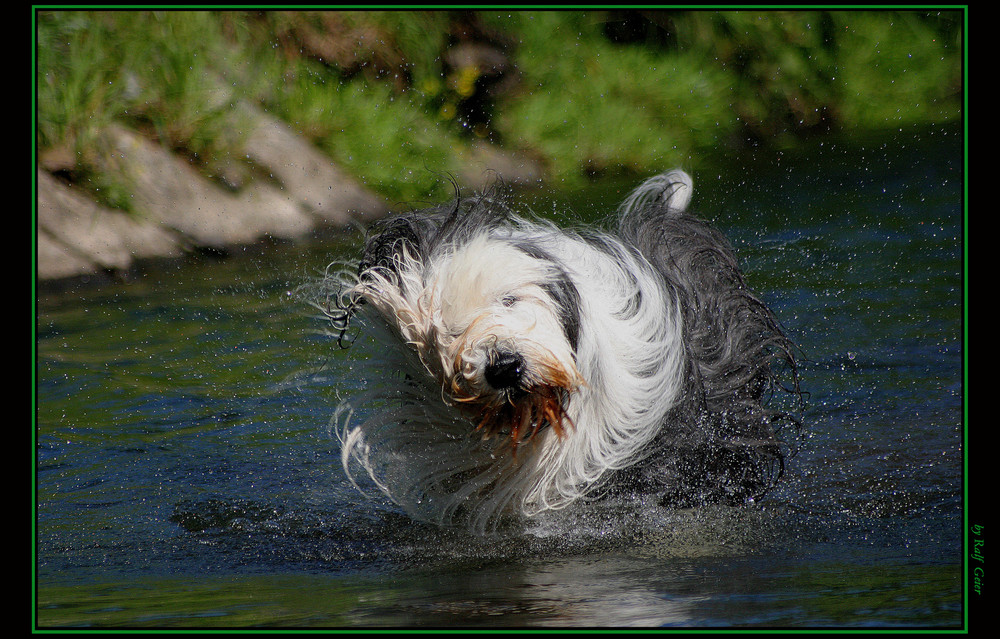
828;11;962;126
35;9;962;210
492;11;739;186
36;11;259;210
490;10;961;186
268;64;463;202
670;10;962;132
38;12;247;157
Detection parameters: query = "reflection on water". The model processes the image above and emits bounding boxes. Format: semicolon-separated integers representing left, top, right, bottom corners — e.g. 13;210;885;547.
35;126;964;628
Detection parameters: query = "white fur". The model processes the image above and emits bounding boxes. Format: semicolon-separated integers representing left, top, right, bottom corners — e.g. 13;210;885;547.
334;216;687;531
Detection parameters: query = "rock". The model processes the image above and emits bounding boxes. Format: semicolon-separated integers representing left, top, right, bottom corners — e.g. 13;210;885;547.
36;109;391;282
94;124;314;249
34;104;540;283
36;228;102;280
36;169;183;278
459;140;544;189
240;104;389;225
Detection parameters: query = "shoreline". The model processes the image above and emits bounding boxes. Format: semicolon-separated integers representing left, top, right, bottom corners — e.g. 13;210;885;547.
35;106;544;288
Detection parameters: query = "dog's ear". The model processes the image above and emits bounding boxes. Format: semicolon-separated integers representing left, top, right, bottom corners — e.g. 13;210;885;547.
358;217;423;281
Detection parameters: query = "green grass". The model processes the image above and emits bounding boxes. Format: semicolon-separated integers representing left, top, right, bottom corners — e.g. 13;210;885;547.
35;9;962;210
492;11;739;186
489;10;961;185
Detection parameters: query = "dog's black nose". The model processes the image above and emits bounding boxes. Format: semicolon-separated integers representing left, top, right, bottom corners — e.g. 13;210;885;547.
485;351;524;390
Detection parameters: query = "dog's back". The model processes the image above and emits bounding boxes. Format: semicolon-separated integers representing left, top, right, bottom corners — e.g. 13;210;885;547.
614;171;802;506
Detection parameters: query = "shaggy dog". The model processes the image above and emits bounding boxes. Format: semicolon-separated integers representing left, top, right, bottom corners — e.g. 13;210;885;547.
311;170;801;532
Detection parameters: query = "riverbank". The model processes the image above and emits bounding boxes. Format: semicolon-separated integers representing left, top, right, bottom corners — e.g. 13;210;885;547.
34;9;962;284
36;100;542;283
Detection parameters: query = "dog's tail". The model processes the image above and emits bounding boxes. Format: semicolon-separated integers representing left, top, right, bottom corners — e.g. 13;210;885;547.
617;169;693;219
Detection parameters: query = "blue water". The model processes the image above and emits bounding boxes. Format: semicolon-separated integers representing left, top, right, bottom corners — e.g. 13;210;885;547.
35;125;966;628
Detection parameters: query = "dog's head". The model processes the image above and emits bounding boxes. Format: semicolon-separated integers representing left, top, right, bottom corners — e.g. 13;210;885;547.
350;200;585;452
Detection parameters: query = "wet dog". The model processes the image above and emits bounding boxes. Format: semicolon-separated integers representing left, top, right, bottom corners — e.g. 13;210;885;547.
313;170;801;531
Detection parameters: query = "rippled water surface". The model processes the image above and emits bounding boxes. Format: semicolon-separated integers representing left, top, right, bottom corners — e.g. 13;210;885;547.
35;126;966;628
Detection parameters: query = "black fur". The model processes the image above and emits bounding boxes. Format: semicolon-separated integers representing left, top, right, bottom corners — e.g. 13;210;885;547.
614;188;802;506
347;176;802;509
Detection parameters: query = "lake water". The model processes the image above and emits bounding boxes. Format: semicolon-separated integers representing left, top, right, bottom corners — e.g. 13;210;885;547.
35;124;968;629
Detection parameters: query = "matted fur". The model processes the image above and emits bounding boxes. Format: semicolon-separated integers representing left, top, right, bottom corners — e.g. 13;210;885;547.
309;170;801;531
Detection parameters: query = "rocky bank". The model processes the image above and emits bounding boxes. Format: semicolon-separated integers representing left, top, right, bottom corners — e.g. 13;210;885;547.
36;103;542;284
